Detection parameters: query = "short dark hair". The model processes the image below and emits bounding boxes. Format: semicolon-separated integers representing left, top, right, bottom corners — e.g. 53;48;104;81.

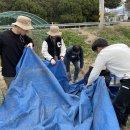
72;45;81;52
92;38;109;51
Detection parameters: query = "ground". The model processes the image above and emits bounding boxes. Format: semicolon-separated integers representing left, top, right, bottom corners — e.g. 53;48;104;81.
0;67;7;104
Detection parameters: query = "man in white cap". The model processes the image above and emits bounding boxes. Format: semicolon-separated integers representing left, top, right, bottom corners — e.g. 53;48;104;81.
41;24;66;65
0;15;34;87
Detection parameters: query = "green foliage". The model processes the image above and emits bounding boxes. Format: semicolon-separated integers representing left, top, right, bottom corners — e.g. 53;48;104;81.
80;0;99;22
0;1;7;12
30;29;48;56
11;0;47;18
95;26;130;46
62;30;85;47
41;0;61;22
0;18;15;25
58;0;84;23
60;14;84;23
105;12;118;18
125;0;130;11
105;0;121;9
0;0;99;23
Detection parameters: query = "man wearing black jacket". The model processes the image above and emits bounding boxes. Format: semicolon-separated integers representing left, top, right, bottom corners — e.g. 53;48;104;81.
64;45;84;83
0;16;34;87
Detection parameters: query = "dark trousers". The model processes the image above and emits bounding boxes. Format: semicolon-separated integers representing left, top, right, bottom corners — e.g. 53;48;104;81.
64;57;80;81
113;78;130;126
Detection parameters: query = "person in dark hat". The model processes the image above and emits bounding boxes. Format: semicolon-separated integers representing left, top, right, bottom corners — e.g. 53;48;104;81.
64;45;84;83
41;24;66;65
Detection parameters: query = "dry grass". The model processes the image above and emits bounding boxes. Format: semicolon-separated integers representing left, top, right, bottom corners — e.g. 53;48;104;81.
0;67;7;105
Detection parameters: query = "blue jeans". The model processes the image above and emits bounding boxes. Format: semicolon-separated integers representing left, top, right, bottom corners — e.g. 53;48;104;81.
64;58;80;81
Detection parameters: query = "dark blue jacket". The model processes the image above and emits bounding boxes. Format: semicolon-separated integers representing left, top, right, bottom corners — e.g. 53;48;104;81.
65;46;84;68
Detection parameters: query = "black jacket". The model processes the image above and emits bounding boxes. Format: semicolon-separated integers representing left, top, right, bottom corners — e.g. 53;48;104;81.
0;29;33;77
45;36;62;59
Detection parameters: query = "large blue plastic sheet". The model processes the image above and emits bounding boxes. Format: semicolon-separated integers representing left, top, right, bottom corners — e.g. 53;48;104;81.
0;48;120;130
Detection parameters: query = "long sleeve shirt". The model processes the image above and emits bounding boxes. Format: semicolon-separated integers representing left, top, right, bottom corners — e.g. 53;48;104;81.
88;44;130;85
41;37;66;61
0;29;33;77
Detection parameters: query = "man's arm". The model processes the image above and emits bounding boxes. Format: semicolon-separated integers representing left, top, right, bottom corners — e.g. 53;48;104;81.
79;48;84;68
65;47;73;60
41;41;53;61
60;39;66;58
87;54;107;87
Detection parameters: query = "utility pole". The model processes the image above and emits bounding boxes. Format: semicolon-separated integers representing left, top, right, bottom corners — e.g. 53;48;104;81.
99;0;104;29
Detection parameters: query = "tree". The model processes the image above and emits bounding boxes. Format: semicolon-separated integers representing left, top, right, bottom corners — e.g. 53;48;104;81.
125;0;130;11
0;0;100;23
42;0;62;23
10;0;47;19
58;0;84;23
105;0;121;9
81;0;99;22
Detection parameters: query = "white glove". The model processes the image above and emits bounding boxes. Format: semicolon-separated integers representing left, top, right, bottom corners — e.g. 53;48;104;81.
50;59;56;65
26;43;33;49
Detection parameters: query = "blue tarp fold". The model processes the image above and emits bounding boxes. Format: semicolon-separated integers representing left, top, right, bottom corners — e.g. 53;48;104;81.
0;49;120;130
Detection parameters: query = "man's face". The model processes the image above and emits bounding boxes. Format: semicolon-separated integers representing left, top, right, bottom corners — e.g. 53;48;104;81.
18;27;29;36
72;51;80;56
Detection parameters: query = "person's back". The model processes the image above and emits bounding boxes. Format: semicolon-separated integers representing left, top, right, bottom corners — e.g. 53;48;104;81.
87;38;130;129
99;44;130;78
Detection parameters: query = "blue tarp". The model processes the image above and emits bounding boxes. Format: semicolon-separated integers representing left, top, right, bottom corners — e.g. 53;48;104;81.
0;48;120;130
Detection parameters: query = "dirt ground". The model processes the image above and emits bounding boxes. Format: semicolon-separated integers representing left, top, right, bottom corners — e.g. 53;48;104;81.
0;68;7;105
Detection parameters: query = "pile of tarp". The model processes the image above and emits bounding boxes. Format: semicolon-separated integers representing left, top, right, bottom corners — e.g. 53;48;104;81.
0;49;120;130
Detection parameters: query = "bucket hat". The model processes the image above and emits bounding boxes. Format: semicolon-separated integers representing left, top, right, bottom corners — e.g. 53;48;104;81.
12;16;34;30
47;25;62;36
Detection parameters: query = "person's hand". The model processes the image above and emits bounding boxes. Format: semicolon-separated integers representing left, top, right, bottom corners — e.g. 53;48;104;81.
26;42;33;49
60;56;64;61
80;68;84;74
50;59;56;65
86;83;91;88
